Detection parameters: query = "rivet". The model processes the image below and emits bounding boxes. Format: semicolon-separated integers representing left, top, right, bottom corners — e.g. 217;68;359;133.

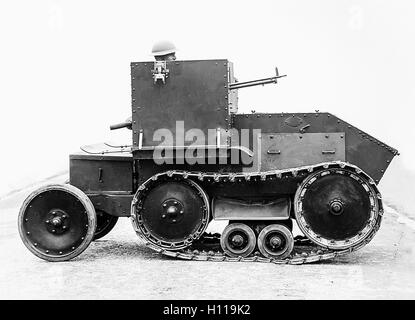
45;250;49;254
26;231;30;235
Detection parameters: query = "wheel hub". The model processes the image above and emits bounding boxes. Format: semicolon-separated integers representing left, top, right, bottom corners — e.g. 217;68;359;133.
162;199;184;223
269;235;282;248
265;232;286;253
45;209;70;235
329;199;344;216
231;234;244;247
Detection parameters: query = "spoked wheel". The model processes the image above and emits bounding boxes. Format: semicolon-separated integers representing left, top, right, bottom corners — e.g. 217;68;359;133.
220;223;256;258
93;210;118;240
257;224;294;259
18;184;96;262
294;168;380;250
131;177;210;250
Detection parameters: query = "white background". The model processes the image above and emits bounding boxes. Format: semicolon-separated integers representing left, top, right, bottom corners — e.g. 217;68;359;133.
0;0;414;196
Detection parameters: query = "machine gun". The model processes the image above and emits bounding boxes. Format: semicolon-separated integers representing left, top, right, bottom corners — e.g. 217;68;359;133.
228;67;286;90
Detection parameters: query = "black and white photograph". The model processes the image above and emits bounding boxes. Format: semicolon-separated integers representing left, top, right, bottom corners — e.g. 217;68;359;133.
1;0;415;308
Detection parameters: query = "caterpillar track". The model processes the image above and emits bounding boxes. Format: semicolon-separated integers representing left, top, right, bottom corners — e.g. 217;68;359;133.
131;161;383;265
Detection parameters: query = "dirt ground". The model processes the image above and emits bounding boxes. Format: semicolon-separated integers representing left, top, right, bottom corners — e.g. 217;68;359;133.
1;175;415;300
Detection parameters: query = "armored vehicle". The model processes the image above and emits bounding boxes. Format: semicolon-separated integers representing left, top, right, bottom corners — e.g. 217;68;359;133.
18;59;398;264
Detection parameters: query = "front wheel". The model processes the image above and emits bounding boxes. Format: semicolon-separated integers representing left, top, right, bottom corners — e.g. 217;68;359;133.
18;184;97;262
93;210;118;240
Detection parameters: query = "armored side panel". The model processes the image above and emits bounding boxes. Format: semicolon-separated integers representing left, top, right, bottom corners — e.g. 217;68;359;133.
131;59;232;150
69;152;134;217
232;112;398;182
70;153;133;192
259;132;345;171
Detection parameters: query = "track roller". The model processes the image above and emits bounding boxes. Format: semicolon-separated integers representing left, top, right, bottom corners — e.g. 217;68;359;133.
220;223;256;257
257;224;294;259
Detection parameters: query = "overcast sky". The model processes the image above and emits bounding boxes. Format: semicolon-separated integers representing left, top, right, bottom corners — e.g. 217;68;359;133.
0;0;414;195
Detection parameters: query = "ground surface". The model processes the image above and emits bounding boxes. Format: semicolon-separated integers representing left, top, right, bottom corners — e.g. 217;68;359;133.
1;175;415;300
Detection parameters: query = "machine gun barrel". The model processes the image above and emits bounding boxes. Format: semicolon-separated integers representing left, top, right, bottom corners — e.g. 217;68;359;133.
229;67;286;90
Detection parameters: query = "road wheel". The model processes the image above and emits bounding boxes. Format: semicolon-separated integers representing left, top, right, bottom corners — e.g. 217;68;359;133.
220;223;256;257
257;224;294;259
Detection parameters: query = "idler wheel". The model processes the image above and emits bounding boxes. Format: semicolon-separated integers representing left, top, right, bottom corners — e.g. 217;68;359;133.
18;184;96;262
257;224;294;259
132;178;210;250
294;168;379;250
93;210;118;240
220;223;256;258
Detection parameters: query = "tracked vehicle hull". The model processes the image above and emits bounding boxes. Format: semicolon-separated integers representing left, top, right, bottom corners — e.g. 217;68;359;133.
18;59;398;262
